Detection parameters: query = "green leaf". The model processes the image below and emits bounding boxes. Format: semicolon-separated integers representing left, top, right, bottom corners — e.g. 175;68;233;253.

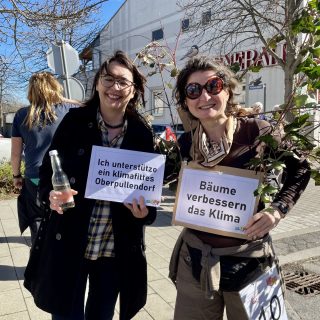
230;62;240;73
268;39;277;49
284;114;310;132
254;183;266;197
263;185;279;194
269;161;286;171
294;95;309;107
305;102;317;108
166;82;173;89
312;47;320;58
313;80;320;89
311;169;320;186
248;65;263;72
309;0;320;10
279;151;294;157
170;68;179;77
260;194;272;203
258;134;279;149
247;158;263;168
292;10;316;34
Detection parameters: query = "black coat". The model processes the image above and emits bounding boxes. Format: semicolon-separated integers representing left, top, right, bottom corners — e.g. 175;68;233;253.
24;105;157;319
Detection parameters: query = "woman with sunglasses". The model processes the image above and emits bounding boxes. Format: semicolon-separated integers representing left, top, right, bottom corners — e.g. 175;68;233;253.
24;51;156;320
170;56;310;319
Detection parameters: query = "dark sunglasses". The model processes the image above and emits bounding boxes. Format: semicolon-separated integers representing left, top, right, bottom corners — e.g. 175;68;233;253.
185;76;224;100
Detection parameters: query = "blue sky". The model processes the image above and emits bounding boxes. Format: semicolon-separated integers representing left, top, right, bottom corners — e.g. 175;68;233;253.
1;0;124;55
1;0;125;103
101;0;125;26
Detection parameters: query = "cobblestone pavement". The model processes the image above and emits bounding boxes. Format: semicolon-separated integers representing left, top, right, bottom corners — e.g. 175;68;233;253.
0;180;319;319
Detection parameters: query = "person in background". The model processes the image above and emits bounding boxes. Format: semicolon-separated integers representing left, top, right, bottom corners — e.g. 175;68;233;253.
270;104;287;130
272;104;282;120
169;56;310;319
24;51;157;320
251;101;269;120
11;72;79;245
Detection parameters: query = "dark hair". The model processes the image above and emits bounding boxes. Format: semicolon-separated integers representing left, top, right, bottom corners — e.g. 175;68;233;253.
85;50;146;116
174;55;240;115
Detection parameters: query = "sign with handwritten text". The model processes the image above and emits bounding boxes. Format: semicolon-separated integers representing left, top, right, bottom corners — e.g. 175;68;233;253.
239;265;288;320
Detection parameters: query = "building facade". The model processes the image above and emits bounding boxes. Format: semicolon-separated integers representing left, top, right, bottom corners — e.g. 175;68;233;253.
77;0;318;143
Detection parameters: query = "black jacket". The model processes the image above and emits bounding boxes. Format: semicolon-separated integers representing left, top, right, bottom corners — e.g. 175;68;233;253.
24;105;156;319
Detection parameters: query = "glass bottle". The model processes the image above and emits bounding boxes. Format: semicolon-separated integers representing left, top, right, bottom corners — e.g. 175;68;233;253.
49;150;75;210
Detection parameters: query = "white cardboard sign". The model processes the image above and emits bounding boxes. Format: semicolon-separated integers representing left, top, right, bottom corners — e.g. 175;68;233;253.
84;146;166;207
173;165;261;238
239;265;288;320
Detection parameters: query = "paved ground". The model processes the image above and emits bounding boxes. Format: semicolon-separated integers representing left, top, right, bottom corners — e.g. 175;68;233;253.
0;180;320;319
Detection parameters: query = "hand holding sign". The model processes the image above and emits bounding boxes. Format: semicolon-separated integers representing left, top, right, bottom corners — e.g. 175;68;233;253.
244;209;282;240
124;196;149;218
85;146;166;207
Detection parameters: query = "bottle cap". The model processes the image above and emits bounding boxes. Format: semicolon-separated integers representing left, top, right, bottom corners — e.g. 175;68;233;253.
49;150;58;156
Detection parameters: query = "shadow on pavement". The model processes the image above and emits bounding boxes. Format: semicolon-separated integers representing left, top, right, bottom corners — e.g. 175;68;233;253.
0;236;30;246
149;211;172;227
0;265;26;281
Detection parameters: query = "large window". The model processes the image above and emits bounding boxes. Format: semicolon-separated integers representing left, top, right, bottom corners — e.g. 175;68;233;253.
152;90;164;116
202;10;211;25
152;28;164;41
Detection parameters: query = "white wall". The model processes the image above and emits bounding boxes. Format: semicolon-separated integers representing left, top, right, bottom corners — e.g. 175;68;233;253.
88;0;288;124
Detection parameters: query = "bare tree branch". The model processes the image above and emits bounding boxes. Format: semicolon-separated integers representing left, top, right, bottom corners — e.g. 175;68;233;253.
179;0;317;106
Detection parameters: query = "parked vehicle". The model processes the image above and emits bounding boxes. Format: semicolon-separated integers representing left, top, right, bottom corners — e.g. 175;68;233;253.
172;124;184;139
152;124;184;141
152;124;176;141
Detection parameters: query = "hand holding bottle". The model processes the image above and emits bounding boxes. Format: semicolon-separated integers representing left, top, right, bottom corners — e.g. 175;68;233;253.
49;150;77;213
49;189;78;214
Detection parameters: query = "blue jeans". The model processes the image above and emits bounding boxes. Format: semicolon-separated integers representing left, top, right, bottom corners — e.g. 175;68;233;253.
52;257;120;320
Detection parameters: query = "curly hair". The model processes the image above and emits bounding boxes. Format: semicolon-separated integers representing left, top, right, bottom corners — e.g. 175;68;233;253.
25;72;64;129
174;55;240;116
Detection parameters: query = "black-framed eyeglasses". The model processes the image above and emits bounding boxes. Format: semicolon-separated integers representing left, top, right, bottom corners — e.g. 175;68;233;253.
100;75;135;90
185;76;224;100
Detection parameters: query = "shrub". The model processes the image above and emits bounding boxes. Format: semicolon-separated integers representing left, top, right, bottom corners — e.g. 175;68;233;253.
0;159;23;198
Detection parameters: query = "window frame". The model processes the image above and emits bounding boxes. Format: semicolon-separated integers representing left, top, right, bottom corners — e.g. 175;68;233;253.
181;18;190;32
201;10;211;26
152;28;164;41
151;89;165;116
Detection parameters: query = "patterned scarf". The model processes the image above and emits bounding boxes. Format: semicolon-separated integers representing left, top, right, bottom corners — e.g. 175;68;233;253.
191;116;237;167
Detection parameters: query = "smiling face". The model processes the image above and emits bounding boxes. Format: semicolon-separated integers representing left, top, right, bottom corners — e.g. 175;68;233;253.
185;70;230;123
96;61;135;116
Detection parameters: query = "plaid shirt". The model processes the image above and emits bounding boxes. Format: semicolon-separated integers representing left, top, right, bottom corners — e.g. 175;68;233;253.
84;111;127;260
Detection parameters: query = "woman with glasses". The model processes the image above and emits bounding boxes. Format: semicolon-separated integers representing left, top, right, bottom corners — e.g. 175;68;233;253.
169;56;310;319
24;51;156;320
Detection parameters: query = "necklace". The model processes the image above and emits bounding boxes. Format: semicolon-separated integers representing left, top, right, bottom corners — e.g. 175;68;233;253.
103;121;124;129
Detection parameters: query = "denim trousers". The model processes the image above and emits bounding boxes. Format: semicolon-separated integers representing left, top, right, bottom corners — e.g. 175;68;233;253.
52;257;120;320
